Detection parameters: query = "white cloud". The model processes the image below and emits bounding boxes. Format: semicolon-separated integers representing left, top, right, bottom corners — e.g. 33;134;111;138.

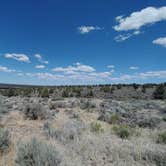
133;30;141;35
107;65;115;69
129;66;139;70
113;6;166;31
23;67;166;84
110;70;166;82
89;71;112;78
115;15;124;22
4;53;30;63
0;66;15;73
152;37;166;47
114;30;141;42
24;62;114;84
114;33;132;42
52;63;95;73
35;73;64;80
35;65;45;69
43;61;49;64
34;54;49;64
34;54;42;60
23;72;65;81
78;26;103;34
76;64;95;72
139;70;166;78
17;73;24;76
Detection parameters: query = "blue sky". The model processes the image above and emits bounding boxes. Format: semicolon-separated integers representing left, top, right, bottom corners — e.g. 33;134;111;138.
0;0;166;85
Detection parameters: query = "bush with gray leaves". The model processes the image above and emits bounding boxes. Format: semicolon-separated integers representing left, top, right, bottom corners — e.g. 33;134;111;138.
15;138;61;166
0;128;11;153
44;120;85;144
23;103;51;120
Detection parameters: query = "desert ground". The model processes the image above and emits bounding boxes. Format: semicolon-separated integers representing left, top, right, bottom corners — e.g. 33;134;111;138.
0;84;166;166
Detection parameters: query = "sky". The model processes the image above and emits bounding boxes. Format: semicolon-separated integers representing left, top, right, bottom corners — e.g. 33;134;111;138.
0;0;166;85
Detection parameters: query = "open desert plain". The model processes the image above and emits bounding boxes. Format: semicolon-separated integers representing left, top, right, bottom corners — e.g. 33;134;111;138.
0;84;165;166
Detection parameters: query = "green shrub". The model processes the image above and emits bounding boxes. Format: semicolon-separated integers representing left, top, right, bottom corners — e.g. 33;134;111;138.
112;125;132;139
7;88;16;97
162;116;166;122
153;84;166;99
41;88;49;98
100;86;110;92
49;102;57;110
87;90;94;97
23;103;49;120
156;131;166;144
15;138;61;166
132;83;139;90
80;100;96;110
110;114;120;124
90;122;104;133
62;90;69;97
0;128;11;154
22;88;33;97
49;88;54;94
116;84;122;90
142;85;146;93
110;87;115;93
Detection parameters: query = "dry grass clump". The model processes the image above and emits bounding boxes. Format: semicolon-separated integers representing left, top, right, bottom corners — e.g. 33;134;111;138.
0;97;12;120
63;132;144;166
142;148;166;166
44;120;86;144
112;125;135;139
90;122;104;133
98;112;120;124
15;138;61;166
23;103;51;120
53;101;67;108
0;128;11;154
156;131;166;144
48;102;56;110
80;99;96;111
137;116;161;129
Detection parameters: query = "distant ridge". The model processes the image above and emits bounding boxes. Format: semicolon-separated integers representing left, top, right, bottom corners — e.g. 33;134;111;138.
0;83;45;89
0;82;165;89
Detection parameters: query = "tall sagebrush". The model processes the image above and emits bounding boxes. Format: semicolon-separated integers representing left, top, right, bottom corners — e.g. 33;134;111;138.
15;138;61;166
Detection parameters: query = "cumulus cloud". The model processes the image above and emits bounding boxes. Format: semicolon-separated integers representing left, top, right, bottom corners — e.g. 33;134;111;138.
139;70;166;78
0;66;16;73
22;68;166;84
52;63;96;73
4;53;30;63
107;65;115;69
152;37;166;47
114;33;133;42
89;71;112;78
34;54;49;64
17;73;24;76
23;62;114;84
43;61;49;64
25;71;112;84
110;70;166;82
114;30;141;42
35;65;45;69
129;66;139;70
113;6;166;31
35;73;64;80
34;54;42;60
78;26;103;34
